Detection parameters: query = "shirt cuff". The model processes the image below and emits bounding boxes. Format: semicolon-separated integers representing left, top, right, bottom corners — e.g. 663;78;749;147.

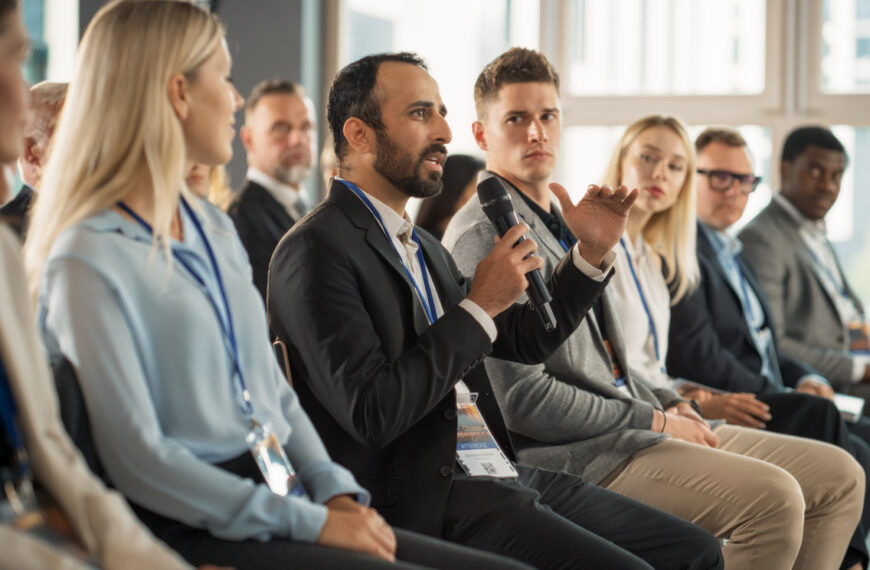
459;298;497;343
852;355;870;383
571;245;616;282
797;374;830;388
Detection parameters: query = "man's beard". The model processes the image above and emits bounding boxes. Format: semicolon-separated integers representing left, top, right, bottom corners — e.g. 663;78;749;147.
274;163;313;187
373;129;445;199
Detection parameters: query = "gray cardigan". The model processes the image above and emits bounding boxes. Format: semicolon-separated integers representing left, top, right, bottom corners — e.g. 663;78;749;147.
442;185;680;484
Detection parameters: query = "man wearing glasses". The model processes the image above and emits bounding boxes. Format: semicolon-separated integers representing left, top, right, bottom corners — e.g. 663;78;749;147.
667;126;870;570
738;126;870;394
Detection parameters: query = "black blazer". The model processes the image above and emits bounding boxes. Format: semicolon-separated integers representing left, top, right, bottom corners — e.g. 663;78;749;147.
0;185;34;240
267;180;606;536
227;180;298;301
667;224;816;394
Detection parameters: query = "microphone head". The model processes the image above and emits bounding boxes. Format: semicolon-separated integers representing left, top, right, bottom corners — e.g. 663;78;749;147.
477;171;514;221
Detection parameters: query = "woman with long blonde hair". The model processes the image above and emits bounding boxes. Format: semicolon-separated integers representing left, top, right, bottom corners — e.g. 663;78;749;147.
25;2;519;569
601;115;698;387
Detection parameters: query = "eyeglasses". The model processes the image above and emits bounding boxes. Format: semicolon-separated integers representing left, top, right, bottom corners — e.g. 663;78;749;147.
696;169;762;195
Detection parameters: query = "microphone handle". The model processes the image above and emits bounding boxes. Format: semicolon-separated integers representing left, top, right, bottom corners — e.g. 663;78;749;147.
493;213;557;331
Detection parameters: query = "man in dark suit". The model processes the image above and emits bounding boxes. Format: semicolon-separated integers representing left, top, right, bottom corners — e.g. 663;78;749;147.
0;81;66;239
267;52;722;570
667;127;870;569
228;79;316;301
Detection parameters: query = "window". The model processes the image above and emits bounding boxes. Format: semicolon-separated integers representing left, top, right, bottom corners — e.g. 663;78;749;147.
821;0;870;92
566;0;766;96
341;0;540;155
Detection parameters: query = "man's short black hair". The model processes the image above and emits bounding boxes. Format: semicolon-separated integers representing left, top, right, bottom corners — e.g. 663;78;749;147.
327;52;427;161
781;126;847;163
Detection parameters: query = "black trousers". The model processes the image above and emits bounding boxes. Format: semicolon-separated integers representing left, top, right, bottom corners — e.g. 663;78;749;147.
131;453;531;570
759;391;870;569
443;465;724;570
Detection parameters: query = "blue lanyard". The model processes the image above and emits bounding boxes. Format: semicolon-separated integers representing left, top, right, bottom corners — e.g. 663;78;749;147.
117;199;254;418
339;179;439;324
0;357;30;482
806;245;851;299
619;238;661;362
558;231;576;253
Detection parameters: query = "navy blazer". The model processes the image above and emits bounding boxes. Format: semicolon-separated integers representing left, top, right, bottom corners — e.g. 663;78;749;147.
267;180;605;536
667;224;816;394
227;180;298;302
0;185;34;240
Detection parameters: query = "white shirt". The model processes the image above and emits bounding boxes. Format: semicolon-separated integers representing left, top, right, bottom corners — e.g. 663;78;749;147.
246;167;307;220
610;231;672;389
774;193;870;382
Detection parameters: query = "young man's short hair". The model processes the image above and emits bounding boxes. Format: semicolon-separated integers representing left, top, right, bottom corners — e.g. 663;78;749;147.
473;47;560;118
781;126;847;163
326;52;427;161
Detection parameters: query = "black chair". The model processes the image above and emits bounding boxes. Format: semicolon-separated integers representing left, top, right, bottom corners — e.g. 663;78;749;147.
52;356;110;485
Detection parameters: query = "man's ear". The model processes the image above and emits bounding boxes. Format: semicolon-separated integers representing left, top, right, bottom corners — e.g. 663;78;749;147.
779;160;791;186
472;121;487;151
22;136;39;165
240;124;253;151
342;117;374;155
167;73;191;121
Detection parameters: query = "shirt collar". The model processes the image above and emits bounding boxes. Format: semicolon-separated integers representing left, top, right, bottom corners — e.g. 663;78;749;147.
79;200;203;251
700;222;742;258
514;187;575;246
339;178;413;241
773;192;827;236
246;167;304;215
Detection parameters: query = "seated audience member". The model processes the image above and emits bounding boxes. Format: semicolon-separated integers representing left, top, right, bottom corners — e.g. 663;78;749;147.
739;126;870;395
415;154;483;240
228;79;316;301
444;50;864;570
186;163;233;209
666;126;870;569
0;3;191;568
27;3;519;569
268;50;724;570
0;81;66;239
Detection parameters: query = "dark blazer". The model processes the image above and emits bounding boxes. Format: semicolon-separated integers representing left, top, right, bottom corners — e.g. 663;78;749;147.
667;224;816;393
267;180;606;536
0;185;34;240
227;179;298;301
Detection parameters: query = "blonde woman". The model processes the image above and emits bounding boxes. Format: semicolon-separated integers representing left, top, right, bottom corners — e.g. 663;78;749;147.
600;115;864;569
25;2;524;569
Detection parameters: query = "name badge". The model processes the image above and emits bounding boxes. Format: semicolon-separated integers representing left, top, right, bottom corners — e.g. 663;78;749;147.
455;393;517;479
246;422;308;498
848;319;870;355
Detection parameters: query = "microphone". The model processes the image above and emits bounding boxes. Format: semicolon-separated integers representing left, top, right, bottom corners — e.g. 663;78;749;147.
477;171;557;331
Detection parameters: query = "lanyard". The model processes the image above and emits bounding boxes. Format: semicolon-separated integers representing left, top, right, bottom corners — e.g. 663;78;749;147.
806;244;851;300
340;179;439;324
619;238;661;362
116;199;255;418
0;357;30;484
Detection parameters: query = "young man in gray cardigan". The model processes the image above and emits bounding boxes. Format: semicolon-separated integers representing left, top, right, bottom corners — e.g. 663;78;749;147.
442;47;864;570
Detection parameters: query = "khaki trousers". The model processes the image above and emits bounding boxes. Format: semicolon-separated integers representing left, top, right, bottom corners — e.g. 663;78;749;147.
601;425;864;570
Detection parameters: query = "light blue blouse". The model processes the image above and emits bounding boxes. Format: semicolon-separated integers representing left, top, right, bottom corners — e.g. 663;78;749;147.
38;198;367;543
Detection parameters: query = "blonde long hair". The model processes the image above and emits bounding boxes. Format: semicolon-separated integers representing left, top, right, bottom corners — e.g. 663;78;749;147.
601;115;699;303
25;0;223;298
